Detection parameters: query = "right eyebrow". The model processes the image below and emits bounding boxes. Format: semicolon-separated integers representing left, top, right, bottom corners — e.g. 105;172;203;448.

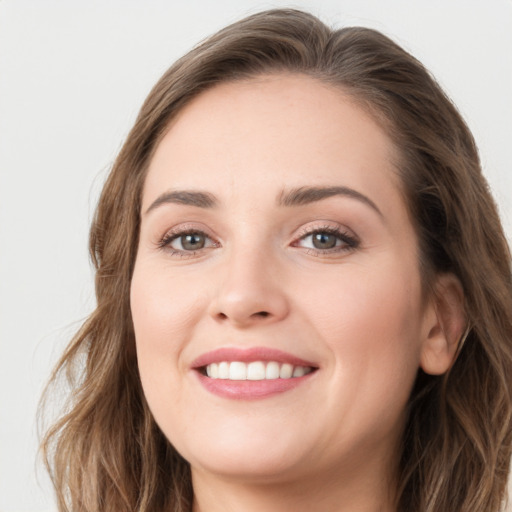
144;190;218;215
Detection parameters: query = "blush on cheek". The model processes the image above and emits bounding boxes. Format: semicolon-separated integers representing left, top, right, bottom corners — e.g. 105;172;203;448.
131;271;200;345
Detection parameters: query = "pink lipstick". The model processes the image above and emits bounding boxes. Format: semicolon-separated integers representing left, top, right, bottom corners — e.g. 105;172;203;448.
191;347;318;400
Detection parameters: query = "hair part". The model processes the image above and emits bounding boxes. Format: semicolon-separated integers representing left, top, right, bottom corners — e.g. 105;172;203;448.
40;8;512;512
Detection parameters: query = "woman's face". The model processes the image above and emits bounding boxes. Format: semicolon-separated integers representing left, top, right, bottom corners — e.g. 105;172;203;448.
131;74;436;485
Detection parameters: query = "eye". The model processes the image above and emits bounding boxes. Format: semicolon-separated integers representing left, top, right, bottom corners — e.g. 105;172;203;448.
173;232;207;251
308;232;339;250
295;226;359;254
159;229;218;255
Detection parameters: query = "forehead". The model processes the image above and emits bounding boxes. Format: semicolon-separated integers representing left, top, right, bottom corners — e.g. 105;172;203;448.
143;74;402;211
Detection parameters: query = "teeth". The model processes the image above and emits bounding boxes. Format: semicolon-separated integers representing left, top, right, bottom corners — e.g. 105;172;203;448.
247;361;266;380
279;363;293;379
292;366;306;377
229;361;247;380
207;363;218;378
218;361;229;379
265;361;280;380
204;361;313;381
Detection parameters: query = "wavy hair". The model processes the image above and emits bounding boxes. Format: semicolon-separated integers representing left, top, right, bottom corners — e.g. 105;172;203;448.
40;9;512;511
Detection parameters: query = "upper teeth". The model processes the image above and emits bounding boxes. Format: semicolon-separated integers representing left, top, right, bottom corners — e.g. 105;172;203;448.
205;361;313;380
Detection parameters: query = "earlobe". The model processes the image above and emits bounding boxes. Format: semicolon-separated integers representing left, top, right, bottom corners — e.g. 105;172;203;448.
420;273;467;375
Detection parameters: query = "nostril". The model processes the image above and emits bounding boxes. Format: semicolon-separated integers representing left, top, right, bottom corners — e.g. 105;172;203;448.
254;311;270;318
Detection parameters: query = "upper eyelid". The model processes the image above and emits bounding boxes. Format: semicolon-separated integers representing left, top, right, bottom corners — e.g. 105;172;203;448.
292;222;361;251
156;224;219;251
294;222;358;239
297;230;358;244
160;222;216;239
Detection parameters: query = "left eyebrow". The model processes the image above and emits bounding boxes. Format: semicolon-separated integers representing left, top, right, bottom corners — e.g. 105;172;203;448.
277;186;383;218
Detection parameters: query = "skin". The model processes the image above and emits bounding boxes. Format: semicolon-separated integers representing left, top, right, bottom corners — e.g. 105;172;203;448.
130;74;463;512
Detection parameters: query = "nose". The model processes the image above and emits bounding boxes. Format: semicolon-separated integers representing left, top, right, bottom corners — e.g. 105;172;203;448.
208;248;290;328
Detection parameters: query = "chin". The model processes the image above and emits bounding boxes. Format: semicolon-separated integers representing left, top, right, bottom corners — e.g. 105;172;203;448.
190;449;308;484
171;418;313;482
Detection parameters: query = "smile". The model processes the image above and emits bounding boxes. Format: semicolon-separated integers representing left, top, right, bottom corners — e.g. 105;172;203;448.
205;361;314;380
192;347;318;399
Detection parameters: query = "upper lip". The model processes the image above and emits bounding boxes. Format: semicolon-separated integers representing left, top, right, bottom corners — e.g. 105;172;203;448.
191;347;318;369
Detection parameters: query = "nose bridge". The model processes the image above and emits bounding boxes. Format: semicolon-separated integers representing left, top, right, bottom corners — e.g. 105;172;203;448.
209;236;289;326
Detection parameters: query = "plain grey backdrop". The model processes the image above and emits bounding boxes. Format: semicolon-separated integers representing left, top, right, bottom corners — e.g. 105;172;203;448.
1;1;511;511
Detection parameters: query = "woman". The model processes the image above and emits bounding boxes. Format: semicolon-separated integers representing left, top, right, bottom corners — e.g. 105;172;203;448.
41;9;512;512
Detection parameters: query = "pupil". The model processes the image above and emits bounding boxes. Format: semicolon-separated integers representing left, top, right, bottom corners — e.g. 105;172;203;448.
313;232;336;249
182;233;205;250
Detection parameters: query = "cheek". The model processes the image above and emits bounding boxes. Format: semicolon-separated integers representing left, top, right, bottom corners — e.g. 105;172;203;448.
130;264;210;441
299;257;424;389
299;261;424;442
129;263;208;403
131;265;204;349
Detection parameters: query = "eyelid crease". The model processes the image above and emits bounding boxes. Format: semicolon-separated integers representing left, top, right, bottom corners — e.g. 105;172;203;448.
295;221;359;241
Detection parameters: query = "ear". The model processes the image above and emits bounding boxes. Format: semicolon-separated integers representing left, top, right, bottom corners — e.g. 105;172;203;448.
420;273;467;375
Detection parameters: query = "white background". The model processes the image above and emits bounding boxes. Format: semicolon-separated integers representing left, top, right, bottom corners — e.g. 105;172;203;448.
0;1;510;511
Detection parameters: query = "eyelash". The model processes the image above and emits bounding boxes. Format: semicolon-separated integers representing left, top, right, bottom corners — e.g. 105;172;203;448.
293;225;360;255
158;228;218;258
157;224;359;258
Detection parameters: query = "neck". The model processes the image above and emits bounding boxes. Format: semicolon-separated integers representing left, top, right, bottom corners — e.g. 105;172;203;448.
191;460;397;512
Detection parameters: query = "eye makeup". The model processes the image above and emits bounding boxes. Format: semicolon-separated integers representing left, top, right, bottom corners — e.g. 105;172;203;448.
155;220;360;260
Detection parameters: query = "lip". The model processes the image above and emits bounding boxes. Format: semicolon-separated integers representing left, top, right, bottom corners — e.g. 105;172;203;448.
191;347;318;400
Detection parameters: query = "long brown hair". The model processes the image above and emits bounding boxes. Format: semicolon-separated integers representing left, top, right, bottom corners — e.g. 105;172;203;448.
40;9;512;511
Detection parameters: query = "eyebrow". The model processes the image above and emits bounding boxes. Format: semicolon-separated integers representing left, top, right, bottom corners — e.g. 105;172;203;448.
278;186;383;217
145;190;218;214
145;185;382;217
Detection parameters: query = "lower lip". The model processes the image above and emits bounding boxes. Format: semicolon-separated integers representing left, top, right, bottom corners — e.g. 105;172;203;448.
194;371;315;400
